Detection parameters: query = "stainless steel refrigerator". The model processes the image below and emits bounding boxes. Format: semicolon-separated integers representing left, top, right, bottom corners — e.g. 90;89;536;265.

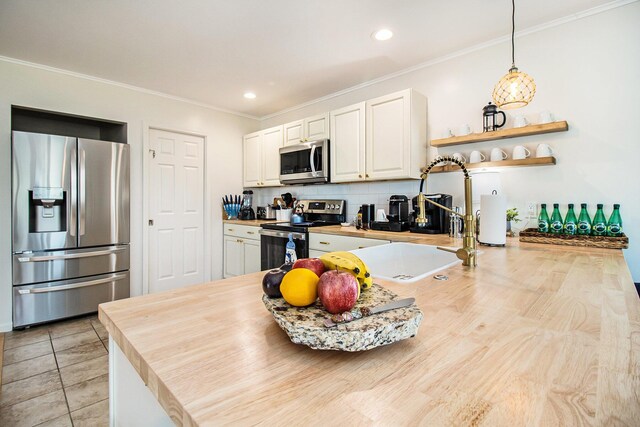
12;131;130;328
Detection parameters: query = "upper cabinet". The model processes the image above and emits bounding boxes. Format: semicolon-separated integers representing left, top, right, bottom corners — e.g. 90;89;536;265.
243;125;283;187
283;113;329;146
330;89;427;183
330;102;366;183
365;89;426;181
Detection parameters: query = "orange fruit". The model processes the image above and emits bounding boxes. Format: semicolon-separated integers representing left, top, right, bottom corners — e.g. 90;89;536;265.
280;268;319;307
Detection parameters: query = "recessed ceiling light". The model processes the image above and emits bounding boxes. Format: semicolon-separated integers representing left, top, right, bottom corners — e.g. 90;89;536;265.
244;92;256;99
372;29;393;41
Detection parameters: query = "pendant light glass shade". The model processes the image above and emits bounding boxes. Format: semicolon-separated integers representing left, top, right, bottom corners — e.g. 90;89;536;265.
492;0;536;109
492;66;536;109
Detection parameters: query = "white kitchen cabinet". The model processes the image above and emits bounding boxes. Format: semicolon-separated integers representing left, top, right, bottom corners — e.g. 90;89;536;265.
309;249;328;258
308;233;390;253
365;89;427;180
283;113;329;146
223;224;262;278
243;125;283;187
330;102;366;183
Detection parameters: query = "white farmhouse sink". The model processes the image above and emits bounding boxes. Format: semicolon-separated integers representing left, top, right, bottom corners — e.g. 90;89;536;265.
350;242;461;283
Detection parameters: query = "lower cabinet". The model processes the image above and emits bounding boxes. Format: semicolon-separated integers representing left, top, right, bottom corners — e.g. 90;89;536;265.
223;224;262;278
308;233;390;257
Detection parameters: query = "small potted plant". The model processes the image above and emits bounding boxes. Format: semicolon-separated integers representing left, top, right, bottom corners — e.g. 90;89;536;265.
506;208;521;235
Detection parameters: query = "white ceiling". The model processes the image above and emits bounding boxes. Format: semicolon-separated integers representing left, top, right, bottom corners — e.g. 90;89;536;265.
0;0;617;118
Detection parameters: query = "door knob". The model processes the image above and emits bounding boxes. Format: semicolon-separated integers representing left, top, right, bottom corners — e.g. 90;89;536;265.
148;219;154;226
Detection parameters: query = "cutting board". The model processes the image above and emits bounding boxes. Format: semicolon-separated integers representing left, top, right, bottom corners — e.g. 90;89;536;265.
262;283;423;351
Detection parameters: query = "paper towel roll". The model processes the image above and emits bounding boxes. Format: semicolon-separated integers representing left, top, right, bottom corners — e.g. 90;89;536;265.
479;194;507;246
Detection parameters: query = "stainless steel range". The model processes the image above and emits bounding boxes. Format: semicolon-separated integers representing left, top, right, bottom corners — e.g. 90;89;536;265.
11;131;130;328
259;199;346;270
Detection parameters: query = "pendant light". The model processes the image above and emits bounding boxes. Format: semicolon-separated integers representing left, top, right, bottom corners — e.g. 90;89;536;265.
492;0;536;109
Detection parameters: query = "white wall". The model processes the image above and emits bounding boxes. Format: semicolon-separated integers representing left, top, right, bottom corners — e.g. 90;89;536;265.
256;3;640;281
0;60;258;331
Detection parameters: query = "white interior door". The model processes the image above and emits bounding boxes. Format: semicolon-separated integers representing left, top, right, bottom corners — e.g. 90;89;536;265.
149;129;205;293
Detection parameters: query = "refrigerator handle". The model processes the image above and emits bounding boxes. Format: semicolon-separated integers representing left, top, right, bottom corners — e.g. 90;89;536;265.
70;144;77;237
17;273;128;294
79;147;86;236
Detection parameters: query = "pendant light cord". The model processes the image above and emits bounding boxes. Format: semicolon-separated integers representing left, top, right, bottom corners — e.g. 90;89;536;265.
511;0;516;67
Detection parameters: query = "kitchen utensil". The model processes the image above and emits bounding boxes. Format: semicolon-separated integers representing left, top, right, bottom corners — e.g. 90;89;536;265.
281;193;293;208
539;110;553;124
512;145;531;160
469;151;486;163
513;115;528;128
482;102;506;132
323;298;416;328
451;152;466;164
457;124;472;136
536;144;553;157
490;148;508;161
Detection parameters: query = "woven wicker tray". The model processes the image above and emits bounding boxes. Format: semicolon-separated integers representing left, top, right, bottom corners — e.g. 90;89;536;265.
519;228;628;249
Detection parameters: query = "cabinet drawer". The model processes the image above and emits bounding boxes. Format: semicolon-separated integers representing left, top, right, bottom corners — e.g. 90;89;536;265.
309;233;389;252
223;224;261;240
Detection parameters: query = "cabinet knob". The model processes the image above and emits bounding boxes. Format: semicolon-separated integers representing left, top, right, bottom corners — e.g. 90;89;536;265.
237;239;243;243
247;231;255;235
365;174;370;178
358;174;362;178
319;241;330;245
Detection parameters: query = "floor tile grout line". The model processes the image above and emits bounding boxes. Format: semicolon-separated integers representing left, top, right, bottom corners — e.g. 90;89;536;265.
50;330;74;427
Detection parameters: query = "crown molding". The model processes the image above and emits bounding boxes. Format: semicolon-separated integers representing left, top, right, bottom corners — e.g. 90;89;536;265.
260;0;638;121
0;55;261;121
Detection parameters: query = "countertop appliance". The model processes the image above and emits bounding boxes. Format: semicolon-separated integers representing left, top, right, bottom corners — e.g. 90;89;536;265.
410;193;452;234
12;131;130;328
259;199;345;270
279;139;329;185
239;190;255;220
371;196;410;232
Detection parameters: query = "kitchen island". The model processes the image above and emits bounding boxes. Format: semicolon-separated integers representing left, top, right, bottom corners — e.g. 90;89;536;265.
100;236;640;425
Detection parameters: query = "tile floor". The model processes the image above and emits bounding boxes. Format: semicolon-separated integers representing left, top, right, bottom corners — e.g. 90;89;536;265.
0;315;109;427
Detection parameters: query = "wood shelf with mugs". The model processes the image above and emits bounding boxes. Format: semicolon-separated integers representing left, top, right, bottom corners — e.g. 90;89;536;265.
430;121;569;148
425;156;557;174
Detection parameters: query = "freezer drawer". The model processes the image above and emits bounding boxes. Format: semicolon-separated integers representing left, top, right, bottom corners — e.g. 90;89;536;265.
13;245;130;285
13;271;130;328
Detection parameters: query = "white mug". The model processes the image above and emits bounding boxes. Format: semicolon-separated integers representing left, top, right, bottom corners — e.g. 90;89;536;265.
512;145;531;160
457;124;471;136
513;115;528;128
490;148;508;162
451;152;466;164
539;110;553;124
469;150;486;163
536;143;553;157
376;209;387;222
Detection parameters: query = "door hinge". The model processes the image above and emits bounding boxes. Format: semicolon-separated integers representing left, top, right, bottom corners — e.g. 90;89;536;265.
148;219;154;226
149;149;156;159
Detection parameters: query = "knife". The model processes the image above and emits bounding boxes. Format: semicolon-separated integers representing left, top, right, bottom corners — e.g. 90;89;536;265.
323;297;415;328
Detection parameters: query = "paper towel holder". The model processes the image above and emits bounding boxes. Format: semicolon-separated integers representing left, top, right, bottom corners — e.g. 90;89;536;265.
477;190;507;247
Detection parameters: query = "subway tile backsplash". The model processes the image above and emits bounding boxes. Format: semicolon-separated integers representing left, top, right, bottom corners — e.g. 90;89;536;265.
252;180;421;222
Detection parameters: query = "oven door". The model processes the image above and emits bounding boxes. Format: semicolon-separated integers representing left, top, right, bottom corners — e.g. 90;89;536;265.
279;140;329;184
259;229;308;270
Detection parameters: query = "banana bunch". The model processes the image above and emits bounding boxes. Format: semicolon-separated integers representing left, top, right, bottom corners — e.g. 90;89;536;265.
319;251;373;291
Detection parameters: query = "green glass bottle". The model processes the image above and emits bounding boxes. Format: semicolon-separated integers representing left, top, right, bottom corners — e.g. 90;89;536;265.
606;204;623;237
538;203;550;233
549;203;564;234
592;204;607;236
563;204;578;235
577;203;592;235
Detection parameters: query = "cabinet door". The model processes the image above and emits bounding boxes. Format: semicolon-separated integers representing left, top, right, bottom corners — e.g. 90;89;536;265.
261;125;283;186
330;103;366;183
366;90;411;180
309;249;328;258
304;113;329;141
224;236;244;278
243;238;262;274
283;120;304;146
243;132;262;187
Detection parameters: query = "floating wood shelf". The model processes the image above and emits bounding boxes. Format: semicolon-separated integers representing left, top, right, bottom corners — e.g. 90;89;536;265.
424;156;556;174
431;121;569;147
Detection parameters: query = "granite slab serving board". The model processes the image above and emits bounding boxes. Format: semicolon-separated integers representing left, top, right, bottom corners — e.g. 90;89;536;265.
262;283;423;351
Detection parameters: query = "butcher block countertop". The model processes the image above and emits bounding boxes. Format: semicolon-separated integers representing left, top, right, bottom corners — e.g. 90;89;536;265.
99;239;640;426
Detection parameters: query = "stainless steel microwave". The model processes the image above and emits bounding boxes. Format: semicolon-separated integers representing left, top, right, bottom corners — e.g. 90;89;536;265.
279;139;329;185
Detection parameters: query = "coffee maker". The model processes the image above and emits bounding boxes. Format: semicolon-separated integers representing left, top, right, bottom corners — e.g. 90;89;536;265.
239;190;256;220
410;193;452;234
370;195;410;232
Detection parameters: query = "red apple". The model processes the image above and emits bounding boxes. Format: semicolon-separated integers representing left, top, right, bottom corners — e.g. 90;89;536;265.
317;270;359;314
292;258;325;278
